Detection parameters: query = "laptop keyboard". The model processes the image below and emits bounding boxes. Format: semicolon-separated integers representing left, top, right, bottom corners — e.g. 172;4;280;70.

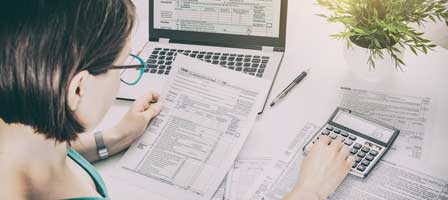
142;48;270;78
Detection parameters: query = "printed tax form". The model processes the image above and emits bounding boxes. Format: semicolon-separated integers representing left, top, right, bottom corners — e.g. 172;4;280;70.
115;55;270;200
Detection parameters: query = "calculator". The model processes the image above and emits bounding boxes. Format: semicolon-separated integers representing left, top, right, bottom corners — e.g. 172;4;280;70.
302;107;400;178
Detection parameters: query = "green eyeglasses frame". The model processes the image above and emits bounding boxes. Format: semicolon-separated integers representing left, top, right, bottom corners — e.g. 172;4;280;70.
110;54;147;86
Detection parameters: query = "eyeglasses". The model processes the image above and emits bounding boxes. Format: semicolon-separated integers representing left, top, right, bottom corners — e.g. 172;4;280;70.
110;54;147;86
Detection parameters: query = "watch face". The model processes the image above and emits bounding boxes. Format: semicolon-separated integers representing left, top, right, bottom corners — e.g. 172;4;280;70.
98;148;109;159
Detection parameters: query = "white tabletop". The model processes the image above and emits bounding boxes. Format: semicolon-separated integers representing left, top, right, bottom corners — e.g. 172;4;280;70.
93;0;448;198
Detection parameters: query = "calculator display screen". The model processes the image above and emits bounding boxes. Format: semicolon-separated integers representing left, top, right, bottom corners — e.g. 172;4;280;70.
333;111;394;143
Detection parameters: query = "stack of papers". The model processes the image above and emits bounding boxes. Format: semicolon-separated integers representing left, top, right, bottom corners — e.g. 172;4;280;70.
114;55;270;200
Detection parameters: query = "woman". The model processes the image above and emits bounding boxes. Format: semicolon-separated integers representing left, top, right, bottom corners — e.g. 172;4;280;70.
0;0;354;199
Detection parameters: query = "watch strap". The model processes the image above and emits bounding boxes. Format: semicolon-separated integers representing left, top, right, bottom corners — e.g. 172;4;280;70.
94;131;109;160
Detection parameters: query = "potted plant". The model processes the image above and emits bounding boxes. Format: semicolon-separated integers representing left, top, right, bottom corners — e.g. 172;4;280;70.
317;0;448;70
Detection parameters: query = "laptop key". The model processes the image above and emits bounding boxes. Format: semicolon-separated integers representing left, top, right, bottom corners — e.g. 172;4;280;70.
149;55;158;59
159;65;166;69
254;55;260;59
148;64;157;68
167;66;172;70
165;71;170;75
260;64;267;68
262;56;270;59
228;62;235;66
167;52;174;56
252;59;261;63
177;49;184;52
159;51;167;55
243;68;256;72
192;51;199;54
236;62;243;66
152;51;159;55
237;54;244;57
199;51;206;54
256;73;263;77
262;60;269;64
252;63;259;68
157;60;165;65
157;70;164;74
190;54;197;58
212;61;219;64
205;55;212;59
243;63;251;67
150;69;157;73
249;72;255;75
197;55;204;59
236;67;243;71
148;59;157;64
219;61;227;65
244;58;251;62
212;56;219;59
229;57;236;61
258;68;265;73
220;57;228;60
236;57;243;62
228;66;235;70
155;48;162;50
159;56;166;60
166;56;174;60
205;60;212;63
144;68;150;73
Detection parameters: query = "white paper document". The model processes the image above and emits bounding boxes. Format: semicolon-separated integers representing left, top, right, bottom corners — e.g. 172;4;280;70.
115;55;270;200
339;87;432;162
245;123;317;200
225;156;272;200
246;123;448;200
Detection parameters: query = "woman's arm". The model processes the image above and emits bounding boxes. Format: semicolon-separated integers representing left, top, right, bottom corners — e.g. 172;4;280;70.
71;92;162;162
284;135;355;200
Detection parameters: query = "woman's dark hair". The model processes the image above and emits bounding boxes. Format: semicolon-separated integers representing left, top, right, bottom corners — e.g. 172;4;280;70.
0;0;135;142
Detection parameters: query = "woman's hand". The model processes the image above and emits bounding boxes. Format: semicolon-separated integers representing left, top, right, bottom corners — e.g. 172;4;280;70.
285;135;355;200
72;92;162;162
105;92;162;155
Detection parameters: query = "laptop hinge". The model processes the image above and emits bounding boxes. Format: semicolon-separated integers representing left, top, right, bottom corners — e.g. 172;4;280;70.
261;46;275;52
159;38;170;44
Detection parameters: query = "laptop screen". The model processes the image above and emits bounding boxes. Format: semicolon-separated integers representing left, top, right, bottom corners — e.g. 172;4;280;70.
153;0;282;38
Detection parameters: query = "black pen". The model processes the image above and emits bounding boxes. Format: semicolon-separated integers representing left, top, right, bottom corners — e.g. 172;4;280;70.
270;69;310;107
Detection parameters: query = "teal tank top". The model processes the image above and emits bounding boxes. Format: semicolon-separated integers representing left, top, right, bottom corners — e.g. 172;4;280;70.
64;148;109;200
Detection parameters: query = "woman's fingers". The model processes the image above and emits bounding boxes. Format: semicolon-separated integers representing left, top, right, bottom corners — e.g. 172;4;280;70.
329;138;343;152
316;135;332;146
345;155;355;170
133;92;160;112
143;103;162;119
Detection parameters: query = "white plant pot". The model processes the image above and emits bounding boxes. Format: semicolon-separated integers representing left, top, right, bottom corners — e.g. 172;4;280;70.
343;42;403;82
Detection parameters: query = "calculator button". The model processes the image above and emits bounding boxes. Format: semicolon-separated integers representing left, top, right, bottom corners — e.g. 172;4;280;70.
321;130;330;135
334;129;341;134
330;133;338;139
350;148;358;154
344;140;353;146
361;146;370;153
357;165;366;172
357;151;366;158
365;155;374;161
341;132;349;137
326;126;334;131
361;160;370;166
353;143;362;149
348;135;357;140
352;162;358;168
369;150;379;156
355;156;363;163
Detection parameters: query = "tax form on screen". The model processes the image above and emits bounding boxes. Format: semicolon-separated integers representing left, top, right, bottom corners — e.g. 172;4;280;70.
115;55;270;200
154;0;282;37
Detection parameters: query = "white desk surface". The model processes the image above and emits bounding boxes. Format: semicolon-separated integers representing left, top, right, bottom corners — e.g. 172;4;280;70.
93;0;448;198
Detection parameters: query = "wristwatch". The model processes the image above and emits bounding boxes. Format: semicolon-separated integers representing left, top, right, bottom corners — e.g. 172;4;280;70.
94;131;109;160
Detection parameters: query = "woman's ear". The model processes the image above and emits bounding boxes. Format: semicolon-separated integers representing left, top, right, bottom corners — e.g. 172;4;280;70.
67;71;90;111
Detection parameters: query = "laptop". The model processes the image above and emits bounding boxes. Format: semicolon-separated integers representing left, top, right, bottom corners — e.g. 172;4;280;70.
117;0;288;114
